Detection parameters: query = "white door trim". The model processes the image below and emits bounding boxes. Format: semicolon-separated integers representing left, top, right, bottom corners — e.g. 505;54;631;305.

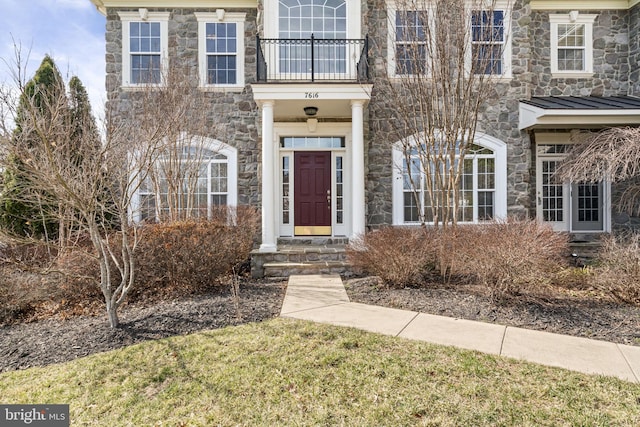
536;146;611;233
274;122;352;238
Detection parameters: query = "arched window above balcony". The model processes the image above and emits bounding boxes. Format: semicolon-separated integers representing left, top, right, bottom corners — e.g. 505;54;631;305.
278;0;347;40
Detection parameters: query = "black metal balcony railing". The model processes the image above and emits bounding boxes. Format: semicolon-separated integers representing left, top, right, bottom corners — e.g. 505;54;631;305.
257;35;369;83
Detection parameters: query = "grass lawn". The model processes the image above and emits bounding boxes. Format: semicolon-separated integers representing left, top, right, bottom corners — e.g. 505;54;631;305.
1;318;639;426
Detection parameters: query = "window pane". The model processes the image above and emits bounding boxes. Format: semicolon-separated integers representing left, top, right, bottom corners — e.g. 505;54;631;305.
150;22;160;37
399;142;496;224
396;11;427;42
140;22;150;37
131;54;161;84
211;195;227;206
471;10;504;75
207;55;237;84
478;191;494;220
558;24;585;47
130;22;140;37
404;192;419;222
473;44;502;75
396;44;427;75
558;48;584;71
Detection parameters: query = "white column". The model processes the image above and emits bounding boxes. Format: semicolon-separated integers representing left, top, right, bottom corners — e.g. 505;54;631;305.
351;100;366;238
259;100;277;252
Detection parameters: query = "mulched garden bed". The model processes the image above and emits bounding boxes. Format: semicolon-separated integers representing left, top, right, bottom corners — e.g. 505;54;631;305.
345;276;640;347
0;279;287;373
3;274;639;374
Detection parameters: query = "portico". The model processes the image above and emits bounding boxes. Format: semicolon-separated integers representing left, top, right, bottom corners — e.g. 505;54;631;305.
252;84;371;251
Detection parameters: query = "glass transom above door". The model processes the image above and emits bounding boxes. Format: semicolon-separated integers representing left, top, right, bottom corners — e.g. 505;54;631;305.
281;136;345;149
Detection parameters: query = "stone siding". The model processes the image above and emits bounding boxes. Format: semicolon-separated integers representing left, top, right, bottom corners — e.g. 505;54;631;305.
105;8;262;208
530;9;631;97
103;1;639;234
364;0;534;226
630;4;640;97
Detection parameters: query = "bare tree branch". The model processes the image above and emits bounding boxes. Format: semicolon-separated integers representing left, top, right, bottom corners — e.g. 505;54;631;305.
376;0;509;227
557;127;640;216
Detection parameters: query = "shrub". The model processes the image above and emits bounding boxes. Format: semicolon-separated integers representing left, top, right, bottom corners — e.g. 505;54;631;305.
593;232;640;304
456;219;570;302
347;227;439;288
0;239;103;325
134;207;259;297
0;239;58;268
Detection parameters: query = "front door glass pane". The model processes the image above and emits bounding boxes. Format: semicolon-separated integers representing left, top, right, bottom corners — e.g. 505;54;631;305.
572;182;603;231
541;160;563;222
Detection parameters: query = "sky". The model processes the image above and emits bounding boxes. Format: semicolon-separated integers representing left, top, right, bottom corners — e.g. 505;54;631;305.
0;0;106;119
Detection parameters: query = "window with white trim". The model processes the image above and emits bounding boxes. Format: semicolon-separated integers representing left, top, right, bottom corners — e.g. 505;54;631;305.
134;138;237;222
119;11;169;87
387;1;511;78
394;10;428;75
392;133;507;225
550;13;597;76
195;12;246;89
471;9;505;75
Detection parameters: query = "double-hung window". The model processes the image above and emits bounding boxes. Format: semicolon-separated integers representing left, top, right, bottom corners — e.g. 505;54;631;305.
195;12;246;89
550;13;597;76
388;2;511;78
394;11;428;75
119;12;169;87
471;10;505;75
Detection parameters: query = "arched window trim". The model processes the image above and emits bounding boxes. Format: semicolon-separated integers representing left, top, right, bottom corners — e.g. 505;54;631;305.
391;131;507;225
263;0;361;39
131;136;237;223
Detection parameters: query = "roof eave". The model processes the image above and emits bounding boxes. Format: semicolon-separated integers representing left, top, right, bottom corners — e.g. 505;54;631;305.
519;104;640;130
89;0;107;15
92;0;258;11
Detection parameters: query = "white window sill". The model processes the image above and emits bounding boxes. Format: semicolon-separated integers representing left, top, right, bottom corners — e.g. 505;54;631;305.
199;85;245;93
551;72;594;79
387;74;513;82
121;84;164;91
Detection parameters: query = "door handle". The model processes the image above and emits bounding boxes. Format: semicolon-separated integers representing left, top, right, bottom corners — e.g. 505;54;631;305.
327;189;331;209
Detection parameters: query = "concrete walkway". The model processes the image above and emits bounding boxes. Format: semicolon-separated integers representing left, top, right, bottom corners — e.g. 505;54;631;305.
280;274;640;383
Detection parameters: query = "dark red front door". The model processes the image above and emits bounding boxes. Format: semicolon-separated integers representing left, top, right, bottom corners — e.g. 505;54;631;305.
294;151;331;235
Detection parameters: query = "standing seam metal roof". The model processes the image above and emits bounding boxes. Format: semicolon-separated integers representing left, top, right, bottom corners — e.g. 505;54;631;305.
520;96;640;110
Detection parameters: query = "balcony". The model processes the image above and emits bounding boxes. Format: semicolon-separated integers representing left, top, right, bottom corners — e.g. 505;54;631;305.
256;35;369;83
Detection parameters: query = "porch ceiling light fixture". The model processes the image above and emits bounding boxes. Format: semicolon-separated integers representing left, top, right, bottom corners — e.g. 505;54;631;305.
304;106;318;117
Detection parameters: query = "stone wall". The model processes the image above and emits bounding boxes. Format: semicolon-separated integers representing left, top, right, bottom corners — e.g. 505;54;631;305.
363;1;637;228
103;1;638;233
105;8;262;208
363;0;534;226
630;4;640;97
529;8;630;96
